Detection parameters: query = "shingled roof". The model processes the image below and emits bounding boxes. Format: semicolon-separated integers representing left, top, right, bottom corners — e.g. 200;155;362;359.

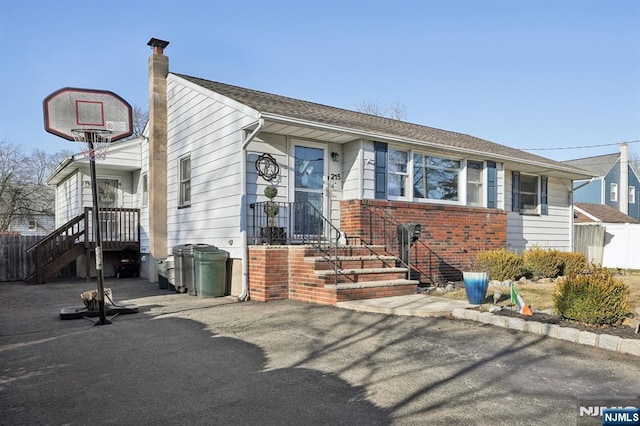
174;73;592;178
574;202;639;224
563;153;619;177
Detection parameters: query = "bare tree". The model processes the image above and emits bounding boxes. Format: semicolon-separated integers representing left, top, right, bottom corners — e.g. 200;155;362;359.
30;147;72;185
0;140;68;231
131;105;148;138
355;99;407;121
630;151;640;176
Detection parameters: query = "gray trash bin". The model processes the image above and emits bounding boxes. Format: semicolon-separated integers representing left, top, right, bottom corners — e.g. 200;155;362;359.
172;244;191;293
174;243;211;296
194;246;228;298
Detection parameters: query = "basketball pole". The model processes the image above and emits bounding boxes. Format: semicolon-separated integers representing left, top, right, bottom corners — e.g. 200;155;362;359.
87;134;111;326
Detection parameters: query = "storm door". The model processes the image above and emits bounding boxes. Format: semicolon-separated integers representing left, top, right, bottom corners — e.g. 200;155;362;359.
293;145;325;238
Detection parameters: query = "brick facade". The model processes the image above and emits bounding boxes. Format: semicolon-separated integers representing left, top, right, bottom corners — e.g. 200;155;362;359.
248;200;507;304
340;199;507;283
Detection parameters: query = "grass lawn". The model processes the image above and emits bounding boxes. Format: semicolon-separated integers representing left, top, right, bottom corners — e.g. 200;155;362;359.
439;272;640;314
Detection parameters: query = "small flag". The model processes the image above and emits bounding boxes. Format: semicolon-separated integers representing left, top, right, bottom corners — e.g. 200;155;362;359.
510;283;534;316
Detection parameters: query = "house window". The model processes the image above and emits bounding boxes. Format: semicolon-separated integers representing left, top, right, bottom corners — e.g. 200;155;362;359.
179;155;191;207
629;186;635;204
466;161;484;207
520;174;538;213
512;171;547;214
388;149;408;197
28;220;37;230
610;183;618;202
142;174;148;206
413;154;460;201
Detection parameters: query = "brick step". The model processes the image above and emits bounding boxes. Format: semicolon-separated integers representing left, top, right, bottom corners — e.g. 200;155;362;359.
305;245;389;257
315;266;408;277
306;255;398;270
327;279;420;302
325;278;419;290
315;266;409;284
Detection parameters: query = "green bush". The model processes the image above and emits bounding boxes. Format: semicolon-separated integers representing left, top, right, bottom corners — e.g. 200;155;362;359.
553;266;631;326
557;251;588;277
476;249;525;281
523;247;563;279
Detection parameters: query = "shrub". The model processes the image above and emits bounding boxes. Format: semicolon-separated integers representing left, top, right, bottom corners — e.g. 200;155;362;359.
556;251;588;277
522;247;564;279
553;266;631;326
476;249;525;281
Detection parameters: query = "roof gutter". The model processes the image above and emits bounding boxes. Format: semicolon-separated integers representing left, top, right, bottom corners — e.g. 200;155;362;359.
260;113;593;180
45;156;75;186
238;117;264;302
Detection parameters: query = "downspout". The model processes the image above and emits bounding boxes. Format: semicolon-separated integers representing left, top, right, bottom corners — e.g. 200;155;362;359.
238;118;264;302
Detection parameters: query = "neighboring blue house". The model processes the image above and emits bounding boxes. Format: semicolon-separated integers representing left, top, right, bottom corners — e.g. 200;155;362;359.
564;143;640;221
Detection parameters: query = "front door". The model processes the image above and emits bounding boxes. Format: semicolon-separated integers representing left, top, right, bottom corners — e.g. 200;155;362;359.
293;145;325;236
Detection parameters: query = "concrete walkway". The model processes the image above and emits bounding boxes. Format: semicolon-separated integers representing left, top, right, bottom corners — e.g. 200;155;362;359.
338;294;640;357
337;294;473;317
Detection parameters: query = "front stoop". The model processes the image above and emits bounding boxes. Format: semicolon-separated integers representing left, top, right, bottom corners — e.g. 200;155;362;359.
248;245;419;305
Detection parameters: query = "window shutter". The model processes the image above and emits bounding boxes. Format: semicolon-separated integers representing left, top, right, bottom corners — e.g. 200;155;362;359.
486;161;497;208
512;171;520;212
541;175;548;215
374;142;387;199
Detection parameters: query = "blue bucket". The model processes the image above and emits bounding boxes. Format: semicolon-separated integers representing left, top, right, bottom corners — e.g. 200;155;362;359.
463;272;489;304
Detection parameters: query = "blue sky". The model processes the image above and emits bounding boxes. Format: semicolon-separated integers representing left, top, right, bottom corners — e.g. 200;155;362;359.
1;0;638;162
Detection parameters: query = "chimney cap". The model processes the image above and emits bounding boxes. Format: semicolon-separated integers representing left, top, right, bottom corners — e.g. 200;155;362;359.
147;38;170;52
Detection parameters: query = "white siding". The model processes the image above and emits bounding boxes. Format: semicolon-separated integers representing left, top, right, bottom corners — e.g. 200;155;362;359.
246;133;288;206
166;77;259;258
55;172;80;226
362;140;376;199
138;138;150;256
506;174;572;252
341;139;362;200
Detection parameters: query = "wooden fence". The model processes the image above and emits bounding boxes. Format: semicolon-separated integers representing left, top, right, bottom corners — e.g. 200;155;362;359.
573;224;605;266
0;235;41;282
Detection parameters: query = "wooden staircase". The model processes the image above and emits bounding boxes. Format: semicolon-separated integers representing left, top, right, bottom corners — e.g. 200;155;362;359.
26;208;140;284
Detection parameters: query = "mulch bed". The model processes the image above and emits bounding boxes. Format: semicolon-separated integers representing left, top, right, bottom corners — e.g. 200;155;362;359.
490;308;639;340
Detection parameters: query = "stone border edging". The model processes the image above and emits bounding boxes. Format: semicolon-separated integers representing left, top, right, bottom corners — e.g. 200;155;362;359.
451;308;640;357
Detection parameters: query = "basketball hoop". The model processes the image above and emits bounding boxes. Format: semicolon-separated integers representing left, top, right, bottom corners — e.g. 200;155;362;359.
71;129;113;160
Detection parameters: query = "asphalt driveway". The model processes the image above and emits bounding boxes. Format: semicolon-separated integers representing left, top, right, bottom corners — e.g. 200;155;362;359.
1;278;638;425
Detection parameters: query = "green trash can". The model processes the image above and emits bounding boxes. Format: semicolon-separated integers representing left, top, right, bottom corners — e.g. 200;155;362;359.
156;258;168;290
193;246;228;297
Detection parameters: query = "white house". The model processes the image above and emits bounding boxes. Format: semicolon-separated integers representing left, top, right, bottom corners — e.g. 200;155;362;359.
40;38;594;304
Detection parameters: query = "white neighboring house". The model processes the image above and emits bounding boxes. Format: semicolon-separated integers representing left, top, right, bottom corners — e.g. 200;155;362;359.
45;137;145;278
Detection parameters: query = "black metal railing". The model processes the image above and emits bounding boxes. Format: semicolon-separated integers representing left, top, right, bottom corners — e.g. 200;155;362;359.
250;201;341;283
360;205;413;278
361;204;449;284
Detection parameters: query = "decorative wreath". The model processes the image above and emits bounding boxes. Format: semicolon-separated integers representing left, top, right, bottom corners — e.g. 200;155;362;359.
255;153;280;181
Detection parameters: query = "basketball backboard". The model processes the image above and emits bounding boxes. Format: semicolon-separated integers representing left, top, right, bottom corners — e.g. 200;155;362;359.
43;87;133;142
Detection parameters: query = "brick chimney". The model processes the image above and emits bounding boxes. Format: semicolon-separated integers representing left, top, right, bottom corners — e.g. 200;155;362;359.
147;38;170;276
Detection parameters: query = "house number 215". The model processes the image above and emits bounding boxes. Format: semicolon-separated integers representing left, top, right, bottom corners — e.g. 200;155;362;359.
330;173;341;181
